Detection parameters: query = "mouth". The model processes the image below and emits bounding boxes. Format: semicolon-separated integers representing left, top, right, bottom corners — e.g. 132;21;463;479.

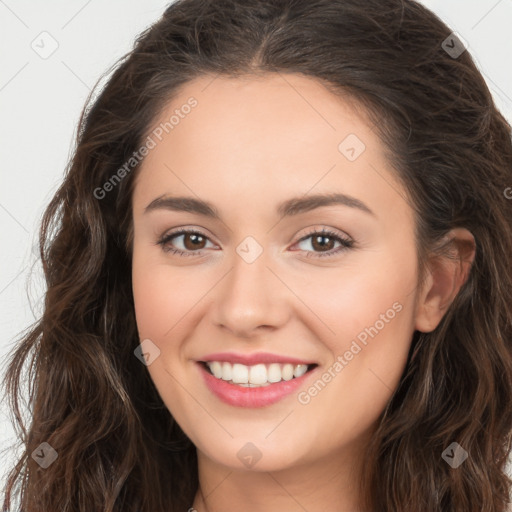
200;361;318;388
196;354;319;408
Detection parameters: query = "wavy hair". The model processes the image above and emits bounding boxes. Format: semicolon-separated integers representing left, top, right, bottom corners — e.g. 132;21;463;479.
2;0;512;510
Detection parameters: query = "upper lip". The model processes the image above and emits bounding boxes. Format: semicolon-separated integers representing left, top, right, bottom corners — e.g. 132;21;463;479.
198;352;317;366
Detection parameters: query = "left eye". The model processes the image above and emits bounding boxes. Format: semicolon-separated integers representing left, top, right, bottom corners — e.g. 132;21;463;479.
294;229;353;257
157;227;354;258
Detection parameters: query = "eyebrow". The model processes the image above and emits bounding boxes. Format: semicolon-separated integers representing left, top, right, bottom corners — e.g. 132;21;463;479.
144;192;375;219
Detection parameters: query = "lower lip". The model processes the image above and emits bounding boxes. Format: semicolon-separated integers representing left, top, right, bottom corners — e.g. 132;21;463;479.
197;362;316;408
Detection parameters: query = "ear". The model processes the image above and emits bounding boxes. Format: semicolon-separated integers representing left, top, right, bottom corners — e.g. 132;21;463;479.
414;228;476;333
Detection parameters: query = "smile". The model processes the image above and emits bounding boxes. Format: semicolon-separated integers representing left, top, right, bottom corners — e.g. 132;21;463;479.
197;359;318;408
204;361;314;386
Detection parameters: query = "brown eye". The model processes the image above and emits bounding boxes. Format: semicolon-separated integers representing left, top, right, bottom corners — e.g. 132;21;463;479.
310;233;337;252
157;229;215;256
295;228;354;258
182;232;207;250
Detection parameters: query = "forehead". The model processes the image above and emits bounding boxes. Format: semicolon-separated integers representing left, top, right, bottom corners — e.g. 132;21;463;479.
145;72;373;158
133;73;408;221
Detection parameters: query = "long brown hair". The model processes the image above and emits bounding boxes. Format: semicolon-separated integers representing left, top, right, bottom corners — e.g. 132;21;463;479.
2;0;512;510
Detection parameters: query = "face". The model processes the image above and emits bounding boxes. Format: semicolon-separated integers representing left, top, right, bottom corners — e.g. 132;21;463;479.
131;73;421;473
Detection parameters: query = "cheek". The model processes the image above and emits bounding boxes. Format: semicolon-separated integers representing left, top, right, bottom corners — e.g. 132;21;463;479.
298;248;417;351
131;255;200;415
295;249;417;436
132;266;168;339
132;250;203;339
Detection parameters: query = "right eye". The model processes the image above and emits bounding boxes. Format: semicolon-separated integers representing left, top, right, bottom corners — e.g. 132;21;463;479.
157;228;217;256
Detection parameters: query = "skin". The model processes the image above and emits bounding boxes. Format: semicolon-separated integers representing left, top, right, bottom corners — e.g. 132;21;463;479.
131;73;476;512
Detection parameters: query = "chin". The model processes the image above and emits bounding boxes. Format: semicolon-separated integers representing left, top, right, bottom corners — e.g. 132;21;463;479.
196;437;306;473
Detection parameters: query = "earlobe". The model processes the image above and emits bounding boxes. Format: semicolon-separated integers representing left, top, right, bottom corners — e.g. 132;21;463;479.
414;228;476;333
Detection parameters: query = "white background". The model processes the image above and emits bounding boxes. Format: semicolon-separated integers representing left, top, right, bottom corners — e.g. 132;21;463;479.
1;0;512;499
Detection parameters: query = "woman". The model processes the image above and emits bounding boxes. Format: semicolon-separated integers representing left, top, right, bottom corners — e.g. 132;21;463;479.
2;0;512;510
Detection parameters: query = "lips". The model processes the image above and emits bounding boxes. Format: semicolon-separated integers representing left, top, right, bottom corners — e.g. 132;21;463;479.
198;351;317;366
195;352;319;407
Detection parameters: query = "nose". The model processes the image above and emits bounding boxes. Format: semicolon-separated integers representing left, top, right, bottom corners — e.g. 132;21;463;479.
211;248;291;339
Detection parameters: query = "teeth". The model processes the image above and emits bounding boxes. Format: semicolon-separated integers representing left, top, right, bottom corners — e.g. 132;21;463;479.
293;363;308;378
249;364;267;385
210;361;223;379
267;363;282;383
282;363;294;381
221;362;232;381
205;361;311;386
232;363;249;384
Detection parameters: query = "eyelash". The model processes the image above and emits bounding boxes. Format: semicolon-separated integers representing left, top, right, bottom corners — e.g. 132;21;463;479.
156;227;354;259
